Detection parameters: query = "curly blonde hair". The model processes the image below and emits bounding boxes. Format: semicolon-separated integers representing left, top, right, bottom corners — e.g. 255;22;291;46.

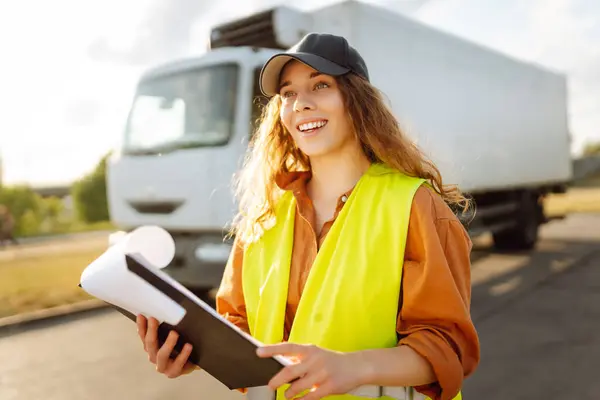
230;73;470;244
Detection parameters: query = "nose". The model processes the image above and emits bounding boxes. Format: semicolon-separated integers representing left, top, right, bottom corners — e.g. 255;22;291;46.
293;92;316;112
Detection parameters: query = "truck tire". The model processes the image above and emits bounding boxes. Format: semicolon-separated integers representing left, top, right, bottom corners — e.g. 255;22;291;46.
492;191;542;251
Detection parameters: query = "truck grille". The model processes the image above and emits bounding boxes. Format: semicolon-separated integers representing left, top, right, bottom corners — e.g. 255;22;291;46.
127;200;184;215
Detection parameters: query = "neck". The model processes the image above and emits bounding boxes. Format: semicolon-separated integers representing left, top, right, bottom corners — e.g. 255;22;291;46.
307;145;371;201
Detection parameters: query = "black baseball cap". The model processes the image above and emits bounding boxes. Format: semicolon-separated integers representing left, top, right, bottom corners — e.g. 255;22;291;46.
259;32;370;97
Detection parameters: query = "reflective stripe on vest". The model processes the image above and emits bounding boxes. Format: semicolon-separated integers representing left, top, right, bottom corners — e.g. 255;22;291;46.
242;163;462;400
246;385;428;400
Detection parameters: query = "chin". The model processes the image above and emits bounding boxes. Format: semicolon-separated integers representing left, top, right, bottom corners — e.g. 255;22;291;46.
298;143;340;159
292;127;352;159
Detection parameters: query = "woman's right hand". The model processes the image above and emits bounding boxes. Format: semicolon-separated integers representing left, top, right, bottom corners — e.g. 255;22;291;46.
136;314;198;378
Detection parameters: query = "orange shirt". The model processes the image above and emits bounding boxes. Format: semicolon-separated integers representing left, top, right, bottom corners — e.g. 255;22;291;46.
216;171;480;400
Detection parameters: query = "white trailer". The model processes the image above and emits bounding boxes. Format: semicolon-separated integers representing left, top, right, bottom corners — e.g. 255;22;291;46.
106;0;573;295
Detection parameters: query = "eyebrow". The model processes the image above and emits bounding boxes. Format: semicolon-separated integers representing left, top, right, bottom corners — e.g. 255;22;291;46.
278;72;323;93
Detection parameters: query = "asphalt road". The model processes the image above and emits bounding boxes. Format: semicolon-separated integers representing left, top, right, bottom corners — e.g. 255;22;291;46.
1;214;599;400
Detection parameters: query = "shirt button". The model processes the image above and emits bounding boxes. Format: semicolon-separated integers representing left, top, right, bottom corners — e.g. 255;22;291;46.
341;195;348;203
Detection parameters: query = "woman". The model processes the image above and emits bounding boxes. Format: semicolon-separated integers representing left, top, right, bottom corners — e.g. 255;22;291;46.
136;33;480;400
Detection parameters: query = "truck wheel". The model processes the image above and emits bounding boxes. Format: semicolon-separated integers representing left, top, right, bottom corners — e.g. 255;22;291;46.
492;191;542;251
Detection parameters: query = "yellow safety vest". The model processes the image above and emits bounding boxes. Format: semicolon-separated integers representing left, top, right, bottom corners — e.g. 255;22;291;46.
242;163;462;400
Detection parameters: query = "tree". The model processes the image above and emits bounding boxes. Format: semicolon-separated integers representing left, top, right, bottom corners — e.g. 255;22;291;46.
40;196;65;232
0;185;44;236
583;141;600;156
71;153;110;223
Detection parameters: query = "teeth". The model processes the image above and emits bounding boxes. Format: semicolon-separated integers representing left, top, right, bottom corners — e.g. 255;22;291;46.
298;120;327;131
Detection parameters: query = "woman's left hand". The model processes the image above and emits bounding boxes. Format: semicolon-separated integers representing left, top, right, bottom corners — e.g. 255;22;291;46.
256;343;370;399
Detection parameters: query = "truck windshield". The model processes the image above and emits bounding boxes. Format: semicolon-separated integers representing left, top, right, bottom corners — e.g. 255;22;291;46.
123;63;238;155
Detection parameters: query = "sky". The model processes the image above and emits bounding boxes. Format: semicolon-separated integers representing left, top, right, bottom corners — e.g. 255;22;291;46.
0;0;598;186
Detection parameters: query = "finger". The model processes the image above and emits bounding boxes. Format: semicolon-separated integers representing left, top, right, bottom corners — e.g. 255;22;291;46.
145;317;160;363
284;370;327;400
257;343;311;358
300;384;332;400
156;330;179;373
268;361;311;390
165;343;193;379
136;315;147;349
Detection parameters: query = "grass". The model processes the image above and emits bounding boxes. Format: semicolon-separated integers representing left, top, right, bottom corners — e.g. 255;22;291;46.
0;239;106;319
544;187;600;216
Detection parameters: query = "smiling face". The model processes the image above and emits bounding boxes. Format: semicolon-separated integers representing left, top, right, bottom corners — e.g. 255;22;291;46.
278;61;356;159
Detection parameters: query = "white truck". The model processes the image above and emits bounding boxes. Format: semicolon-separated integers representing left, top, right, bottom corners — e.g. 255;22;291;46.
106;0;573;296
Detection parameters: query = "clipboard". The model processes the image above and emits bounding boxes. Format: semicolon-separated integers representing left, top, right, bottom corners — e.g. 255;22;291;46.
85;252;288;390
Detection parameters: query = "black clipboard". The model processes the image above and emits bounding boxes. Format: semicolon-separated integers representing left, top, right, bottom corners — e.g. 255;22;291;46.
96;253;287;390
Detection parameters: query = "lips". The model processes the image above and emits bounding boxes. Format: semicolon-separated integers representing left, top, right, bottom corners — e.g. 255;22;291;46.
297;120;328;133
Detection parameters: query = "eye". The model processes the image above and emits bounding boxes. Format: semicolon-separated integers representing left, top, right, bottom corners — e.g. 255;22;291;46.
281;90;296;99
314;81;330;90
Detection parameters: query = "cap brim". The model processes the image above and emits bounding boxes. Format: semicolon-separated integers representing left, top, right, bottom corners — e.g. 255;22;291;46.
259;52;350;97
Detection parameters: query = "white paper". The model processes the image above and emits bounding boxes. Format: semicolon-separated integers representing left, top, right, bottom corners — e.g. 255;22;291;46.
79;225;186;326
79;225;293;367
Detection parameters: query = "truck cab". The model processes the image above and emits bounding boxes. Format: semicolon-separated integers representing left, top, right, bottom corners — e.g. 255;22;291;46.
107;6;311;295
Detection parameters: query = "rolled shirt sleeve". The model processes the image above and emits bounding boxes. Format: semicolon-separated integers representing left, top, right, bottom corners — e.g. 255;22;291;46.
397;187;480;400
